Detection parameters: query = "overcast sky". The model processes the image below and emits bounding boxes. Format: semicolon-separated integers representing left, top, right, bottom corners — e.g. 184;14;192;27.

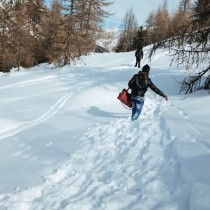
45;0;180;28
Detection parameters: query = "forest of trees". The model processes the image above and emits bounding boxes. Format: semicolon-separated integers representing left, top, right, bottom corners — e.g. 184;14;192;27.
1;0;209;92
0;0;112;72
115;0;210;92
114;0;191;52
148;0;210;93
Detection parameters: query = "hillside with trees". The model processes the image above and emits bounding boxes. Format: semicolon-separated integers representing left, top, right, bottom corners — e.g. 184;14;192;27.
1;0;209;93
114;0;191;52
0;0;112;72
114;0;210;93
149;0;210;93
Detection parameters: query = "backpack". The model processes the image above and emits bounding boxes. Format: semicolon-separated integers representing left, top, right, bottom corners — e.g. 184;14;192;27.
128;74;138;89
128;73;148;90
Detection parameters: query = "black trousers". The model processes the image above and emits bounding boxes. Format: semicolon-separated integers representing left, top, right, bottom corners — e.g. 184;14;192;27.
135;58;141;68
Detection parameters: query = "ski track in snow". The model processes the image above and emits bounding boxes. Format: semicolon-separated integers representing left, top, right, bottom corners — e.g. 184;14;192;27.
0;76;56;90
0;87;72;102
0;82;93;141
0;93;182;210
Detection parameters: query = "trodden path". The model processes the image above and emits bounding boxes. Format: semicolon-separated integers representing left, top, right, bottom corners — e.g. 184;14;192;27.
0;92;188;210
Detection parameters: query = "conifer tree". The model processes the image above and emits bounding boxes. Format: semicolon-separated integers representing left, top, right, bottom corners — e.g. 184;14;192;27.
114;8;138;52
0;2;13;72
23;0;48;66
145;1;170;44
51;0;112;66
43;0;63;63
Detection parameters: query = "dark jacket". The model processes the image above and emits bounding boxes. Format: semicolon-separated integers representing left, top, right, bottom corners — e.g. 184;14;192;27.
135;49;143;59
128;71;166;97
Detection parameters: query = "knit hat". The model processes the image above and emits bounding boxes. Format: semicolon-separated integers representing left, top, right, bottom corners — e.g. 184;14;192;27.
142;64;150;73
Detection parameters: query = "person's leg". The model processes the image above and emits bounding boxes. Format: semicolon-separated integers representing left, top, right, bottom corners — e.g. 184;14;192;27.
131;98;144;121
139;59;141;68
135;59;138;67
131;98;137;119
136;58;140;68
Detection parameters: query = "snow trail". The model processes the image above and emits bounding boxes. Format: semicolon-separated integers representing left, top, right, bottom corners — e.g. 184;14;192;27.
0;49;210;210
0;93;182;210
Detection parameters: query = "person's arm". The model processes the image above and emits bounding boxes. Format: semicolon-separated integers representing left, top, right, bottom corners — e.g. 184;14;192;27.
148;79;168;100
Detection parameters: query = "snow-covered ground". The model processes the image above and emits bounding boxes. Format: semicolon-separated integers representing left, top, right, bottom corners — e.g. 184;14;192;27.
0;46;209;210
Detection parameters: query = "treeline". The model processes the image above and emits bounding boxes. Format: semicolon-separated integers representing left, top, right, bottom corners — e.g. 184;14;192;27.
149;0;210;93
114;0;210;92
114;0;191;52
0;0;111;72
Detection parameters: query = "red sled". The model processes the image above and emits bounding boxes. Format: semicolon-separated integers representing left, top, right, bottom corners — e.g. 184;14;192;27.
117;88;132;108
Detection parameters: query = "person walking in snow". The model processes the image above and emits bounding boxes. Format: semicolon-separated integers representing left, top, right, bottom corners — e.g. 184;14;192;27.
134;48;143;68
128;64;168;121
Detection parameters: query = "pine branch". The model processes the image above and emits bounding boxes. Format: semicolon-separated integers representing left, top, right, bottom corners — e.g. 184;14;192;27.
180;67;210;94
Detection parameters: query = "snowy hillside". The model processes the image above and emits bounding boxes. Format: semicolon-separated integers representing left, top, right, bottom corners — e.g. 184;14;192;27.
0;46;210;210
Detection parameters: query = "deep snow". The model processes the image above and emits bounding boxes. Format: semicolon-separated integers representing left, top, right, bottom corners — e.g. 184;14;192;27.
0;46;210;210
